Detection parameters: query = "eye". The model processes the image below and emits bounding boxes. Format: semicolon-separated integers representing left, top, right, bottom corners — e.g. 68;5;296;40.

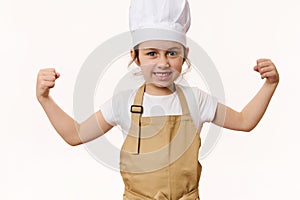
147;52;157;57
167;51;178;56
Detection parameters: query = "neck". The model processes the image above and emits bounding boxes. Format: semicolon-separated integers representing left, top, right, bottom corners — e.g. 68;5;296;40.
145;83;175;96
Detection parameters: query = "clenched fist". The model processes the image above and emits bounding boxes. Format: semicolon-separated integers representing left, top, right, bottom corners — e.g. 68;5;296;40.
36;68;60;102
254;59;279;85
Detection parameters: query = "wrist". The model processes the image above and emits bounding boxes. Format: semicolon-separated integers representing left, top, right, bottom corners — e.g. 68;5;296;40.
37;95;52;104
264;80;279;90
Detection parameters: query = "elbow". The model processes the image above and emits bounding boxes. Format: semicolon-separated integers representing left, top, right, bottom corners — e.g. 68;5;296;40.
241;124;257;132
239;113;258;133
66;137;83;146
238;118;256;132
243;127;254;133
63;136;82;147
62;123;83;146
67;141;81;147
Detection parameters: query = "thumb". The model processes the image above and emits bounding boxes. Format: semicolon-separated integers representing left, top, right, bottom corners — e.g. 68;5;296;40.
253;65;259;72
55;72;60;79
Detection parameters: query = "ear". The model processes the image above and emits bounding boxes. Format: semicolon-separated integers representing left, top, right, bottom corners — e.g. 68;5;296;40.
183;47;189;63
184;47;189;60
130;49;140;66
185;47;189;58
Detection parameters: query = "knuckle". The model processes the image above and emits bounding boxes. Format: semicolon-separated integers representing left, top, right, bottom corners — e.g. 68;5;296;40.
38;70;44;76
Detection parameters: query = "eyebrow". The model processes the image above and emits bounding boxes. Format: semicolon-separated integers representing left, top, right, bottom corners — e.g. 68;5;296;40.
141;47;182;51
168;47;182;51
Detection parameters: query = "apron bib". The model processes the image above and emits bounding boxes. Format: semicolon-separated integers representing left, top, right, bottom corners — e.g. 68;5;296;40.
120;84;201;200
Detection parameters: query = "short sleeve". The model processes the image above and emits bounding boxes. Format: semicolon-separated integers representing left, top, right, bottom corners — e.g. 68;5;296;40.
179;85;218;129
99;98;118;126
99;89;135;131
197;89;218;123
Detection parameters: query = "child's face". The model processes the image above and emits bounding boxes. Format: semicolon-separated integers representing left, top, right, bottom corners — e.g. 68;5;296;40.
131;40;189;89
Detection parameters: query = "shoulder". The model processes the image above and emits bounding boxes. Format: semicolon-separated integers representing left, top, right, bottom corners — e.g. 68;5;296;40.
176;84;218;123
176;84;218;113
176;84;209;100
100;87;138;114
112;88;137;100
100;87;139;126
110;87;138;107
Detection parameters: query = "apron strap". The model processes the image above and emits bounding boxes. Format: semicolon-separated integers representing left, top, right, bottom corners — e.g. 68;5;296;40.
175;84;190;116
132;83;146;106
130;84;146;154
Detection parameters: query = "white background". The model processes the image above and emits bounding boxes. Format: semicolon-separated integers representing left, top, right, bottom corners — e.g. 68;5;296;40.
1;0;299;199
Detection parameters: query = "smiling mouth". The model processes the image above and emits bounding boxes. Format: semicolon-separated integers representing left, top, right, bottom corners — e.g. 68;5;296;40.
153;72;172;77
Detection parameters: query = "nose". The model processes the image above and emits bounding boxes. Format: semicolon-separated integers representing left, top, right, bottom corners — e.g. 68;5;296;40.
157;54;170;68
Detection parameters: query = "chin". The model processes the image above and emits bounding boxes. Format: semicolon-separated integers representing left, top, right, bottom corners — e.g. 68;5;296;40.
153;81;174;88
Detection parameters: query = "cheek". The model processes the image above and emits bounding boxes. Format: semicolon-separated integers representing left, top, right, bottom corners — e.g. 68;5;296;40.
140;66;153;77
170;61;183;73
139;57;156;67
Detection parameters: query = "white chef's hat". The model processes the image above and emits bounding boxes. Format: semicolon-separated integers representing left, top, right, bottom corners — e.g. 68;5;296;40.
129;0;191;47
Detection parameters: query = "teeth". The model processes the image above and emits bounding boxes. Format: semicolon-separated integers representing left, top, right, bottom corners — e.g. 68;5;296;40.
154;72;171;77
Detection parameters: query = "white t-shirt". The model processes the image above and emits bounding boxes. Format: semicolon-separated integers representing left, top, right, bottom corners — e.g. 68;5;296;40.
100;85;218;137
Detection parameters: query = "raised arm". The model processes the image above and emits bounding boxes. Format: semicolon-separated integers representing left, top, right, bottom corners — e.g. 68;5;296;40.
36;68;113;146
212;59;279;132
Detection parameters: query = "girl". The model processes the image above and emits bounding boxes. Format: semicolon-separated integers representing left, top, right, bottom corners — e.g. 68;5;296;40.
36;0;279;199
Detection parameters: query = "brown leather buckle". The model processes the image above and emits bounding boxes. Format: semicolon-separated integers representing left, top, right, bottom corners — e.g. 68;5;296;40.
130;105;143;114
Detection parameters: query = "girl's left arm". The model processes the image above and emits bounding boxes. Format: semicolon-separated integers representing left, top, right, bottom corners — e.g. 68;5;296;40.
212;58;279;132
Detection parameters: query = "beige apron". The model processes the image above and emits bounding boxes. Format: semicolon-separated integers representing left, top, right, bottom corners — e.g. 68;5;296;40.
120;84;201;200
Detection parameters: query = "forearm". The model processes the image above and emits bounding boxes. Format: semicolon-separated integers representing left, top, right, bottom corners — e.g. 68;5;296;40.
240;81;278;131
213;59;279;132
38;96;82;146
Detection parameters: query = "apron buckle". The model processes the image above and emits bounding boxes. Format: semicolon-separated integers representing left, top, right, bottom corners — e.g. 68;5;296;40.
131;105;143;114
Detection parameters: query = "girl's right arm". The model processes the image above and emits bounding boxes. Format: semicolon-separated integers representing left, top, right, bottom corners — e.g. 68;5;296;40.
36;68;113;146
